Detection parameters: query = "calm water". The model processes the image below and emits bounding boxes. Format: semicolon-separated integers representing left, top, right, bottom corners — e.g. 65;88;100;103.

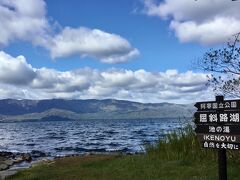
0;119;189;157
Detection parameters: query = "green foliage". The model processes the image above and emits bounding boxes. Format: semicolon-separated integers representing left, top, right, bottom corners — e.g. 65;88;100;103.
147;125;240;163
146;125;217;162
198;33;240;97
7;125;240;180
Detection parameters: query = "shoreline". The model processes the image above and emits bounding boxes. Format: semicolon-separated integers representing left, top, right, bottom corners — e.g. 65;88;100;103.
0;151;141;179
0;151;55;179
0;158;50;180
0;151;32;170
0;151;32;179
3;126;240;179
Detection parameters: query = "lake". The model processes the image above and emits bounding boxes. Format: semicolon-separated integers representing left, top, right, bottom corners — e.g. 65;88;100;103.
0;119;190;158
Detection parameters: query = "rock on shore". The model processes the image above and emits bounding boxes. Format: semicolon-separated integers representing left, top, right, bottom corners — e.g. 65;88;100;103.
0;151;32;171
0;151;35;179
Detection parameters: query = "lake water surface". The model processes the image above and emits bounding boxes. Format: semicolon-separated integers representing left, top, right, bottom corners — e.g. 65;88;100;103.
0;119;190;157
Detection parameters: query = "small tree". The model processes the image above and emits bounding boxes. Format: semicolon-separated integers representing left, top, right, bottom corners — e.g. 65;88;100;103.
198;33;240;97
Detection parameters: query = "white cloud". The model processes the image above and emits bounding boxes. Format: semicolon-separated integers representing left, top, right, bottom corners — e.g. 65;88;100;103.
144;0;240;45
49;27;139;63
0;51;36;85
0;0;50;46
0;51;211;103
0;0;139;63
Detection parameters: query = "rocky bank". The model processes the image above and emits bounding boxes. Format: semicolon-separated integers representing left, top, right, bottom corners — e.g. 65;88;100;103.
0;151;47;179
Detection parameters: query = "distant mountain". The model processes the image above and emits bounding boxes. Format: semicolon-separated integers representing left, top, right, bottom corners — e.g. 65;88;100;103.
0;99;195;122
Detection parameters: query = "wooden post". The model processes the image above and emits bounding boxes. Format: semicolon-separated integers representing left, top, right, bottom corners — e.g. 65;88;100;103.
216;95;227;180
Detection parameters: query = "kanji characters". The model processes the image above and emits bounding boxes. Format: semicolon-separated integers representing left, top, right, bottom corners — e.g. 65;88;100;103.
223;126;230;133
209;126;215;133
221;143;227;149
203;142;208;148
200;103;206;110
227;143;233;150
209;114;217;122
231;101;237;108
220;113;228;122
212;103;218;109
200;114;207;122
230;113;239;122
225;102;230;108
198;101;238;110
209;142;215;148
219;103;224;108
197;100;240;151
206;103;212;109
203;142;239;150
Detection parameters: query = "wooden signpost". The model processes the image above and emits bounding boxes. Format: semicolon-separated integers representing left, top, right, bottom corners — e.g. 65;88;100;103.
194;96;240;180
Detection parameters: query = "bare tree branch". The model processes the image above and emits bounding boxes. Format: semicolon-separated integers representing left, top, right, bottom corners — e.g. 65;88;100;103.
197;33;240;97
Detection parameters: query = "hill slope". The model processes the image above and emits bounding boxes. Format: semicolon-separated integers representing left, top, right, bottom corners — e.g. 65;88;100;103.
0;99;195;122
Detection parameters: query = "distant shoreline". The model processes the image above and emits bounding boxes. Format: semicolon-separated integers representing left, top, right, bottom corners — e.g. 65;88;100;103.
0;117;192;123
0;99;195;123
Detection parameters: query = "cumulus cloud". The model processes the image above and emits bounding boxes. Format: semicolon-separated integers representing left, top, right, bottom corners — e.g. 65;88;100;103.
144;0;240;45
49;27;139;63
0;0;139;63
0;0;50;46
0;51;36;85
0;51;211;103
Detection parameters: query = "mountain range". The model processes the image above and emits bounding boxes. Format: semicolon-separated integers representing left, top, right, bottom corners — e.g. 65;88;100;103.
0;99;195;122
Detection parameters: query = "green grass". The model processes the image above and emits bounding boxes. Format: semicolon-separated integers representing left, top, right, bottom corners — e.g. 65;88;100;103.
7;125;240;180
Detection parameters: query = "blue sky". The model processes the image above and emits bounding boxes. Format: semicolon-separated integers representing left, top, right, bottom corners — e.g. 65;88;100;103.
4;0;205;72
0;0;239;103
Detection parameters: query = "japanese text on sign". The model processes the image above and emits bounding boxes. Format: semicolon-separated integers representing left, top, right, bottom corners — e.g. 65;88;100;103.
195;124;240;134
203;141;239;150
195;101;239;111
198;112;240;123
209;126;230;133
200;101;236;110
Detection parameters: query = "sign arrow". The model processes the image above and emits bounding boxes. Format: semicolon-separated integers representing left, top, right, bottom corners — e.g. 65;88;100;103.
195;100;240;111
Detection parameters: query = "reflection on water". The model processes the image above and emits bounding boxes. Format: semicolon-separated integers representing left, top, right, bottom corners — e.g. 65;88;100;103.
0;119;190;157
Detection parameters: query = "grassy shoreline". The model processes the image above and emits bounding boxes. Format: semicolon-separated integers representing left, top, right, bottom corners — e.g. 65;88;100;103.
6;126;240;180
